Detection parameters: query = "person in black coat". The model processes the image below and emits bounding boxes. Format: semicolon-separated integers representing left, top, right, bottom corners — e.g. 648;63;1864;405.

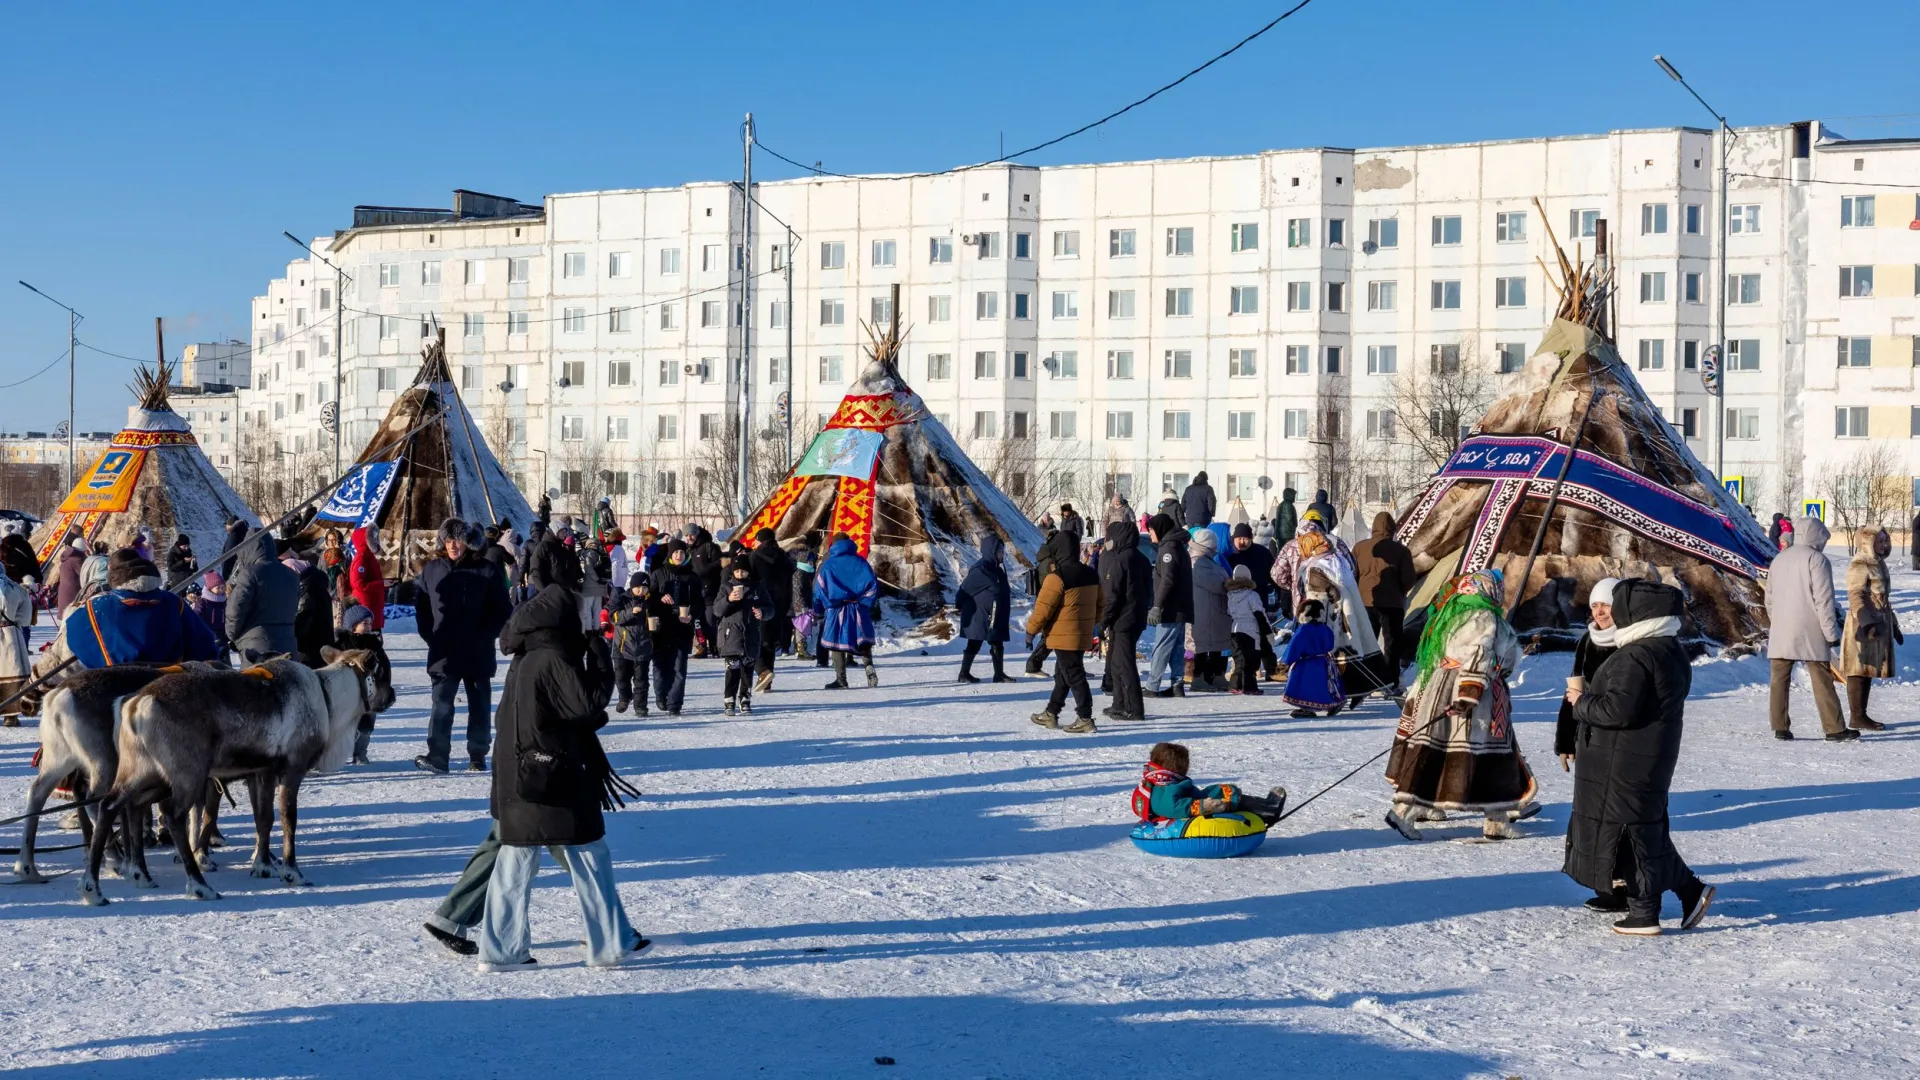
957;533;1013;683
684;524;724;656
748;529;795;690
606;574;654;715
526;526;579;593
646;541;699;715
222;515;249;578
710;561;768;714
285;547;335;667
1563;579;1716;936
1144;513;1193;696
1181;472;1217;528
164;534;199;590
1225;522;1279;680
1099;518;1153;722
1024;528;1080;677
1307;488;1338;532
1555;577;1620;769
476;582;643;971
414;517;513;773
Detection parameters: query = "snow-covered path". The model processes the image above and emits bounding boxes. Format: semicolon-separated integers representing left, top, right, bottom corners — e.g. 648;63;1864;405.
4;580;1919;1078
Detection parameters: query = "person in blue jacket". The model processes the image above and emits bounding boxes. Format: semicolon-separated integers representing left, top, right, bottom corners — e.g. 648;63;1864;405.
956;533;1013;684
813;533;878;689
1131;742;1286;825
63;549;219;669
1282;598;1345;718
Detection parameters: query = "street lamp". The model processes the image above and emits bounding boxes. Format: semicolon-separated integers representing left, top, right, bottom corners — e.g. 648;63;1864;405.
1654;54;1732;489
283;232;353;476
17;281;81;492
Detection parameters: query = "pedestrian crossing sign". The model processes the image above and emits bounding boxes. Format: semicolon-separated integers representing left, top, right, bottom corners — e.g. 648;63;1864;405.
1803;499;1826;523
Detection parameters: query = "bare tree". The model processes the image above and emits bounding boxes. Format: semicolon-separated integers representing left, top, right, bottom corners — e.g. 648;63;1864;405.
1383;341;1496;489
556;436;614;521
1818;441;1907;539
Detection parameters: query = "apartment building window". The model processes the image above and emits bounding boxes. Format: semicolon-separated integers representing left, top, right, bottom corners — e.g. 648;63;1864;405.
927;353;952;380
975;291;1000;320
1723;408;1759;440
562;252;587;279
1367;344;1398;374
1010;412;1033;440
820;241;845;270
1107;350;1135;379
293;393;305;415
318;336;330;358
697;413;721;442
1283;409;1309;438
1570;209;1600;239
1367;280;1398;311
1327;218;1346;247
656;414;678;441
1431;216;1462;246
1226;411;1255;440
768;243;787;271
1637;339;1666;370
378;263;400;287
294;306;308;328
1497;342;1527;374
1108;289;1136;318
973;411;998;439
768;300;788;328
819;355;845;383
1680;339;1700;370
820;299;845;326
507;311;528;336
607;307;632;333
1840;266;1874;298
1365;409;1397;439
659;303;680;330
499;257;526;284
1841;195;1876;228
559;415;585;441
1011;351;1030;379
605;416;630;443
1049;350;1079;377
1682;271;1702;303
1048;411;1077;440
1230;222;1259;252
701;300;724;327
1367;218;1399;249
872;239;897;267
1431;344;1461;373
1163;410;1192;440
1836;406;1868;438
1430;280;1461;310
767;356;787;385
929;235;953;263
1053;230;1080;258
318;287;332;311
560;359;587;387
871;295;894;327
1163;350;1192;378
1228;348;1258;377
1285;282;1310;311
1639;272;1667;303
1324;282;1345;312
651;247;677;276
1729;205;1760;234
653;469;678;496
1641;203;1669;235
421;261;442;286
974;351;998;379
1681;408;1699;439
459;313;483;339
1727;339;1760;371
1838;337;1872;367
1105;410;1134;439
1324;409;1343;438
1287;218;1312;248
1729;273;1761;304
927;294;951;322
376;367;399;391
1051;291;1079;319
378;315;398;340
1683;204;1703;235
1109;229;1136;257
1495;276;1527;308
657;359;680;386
603;251;629;279
1166;288;1194;316
1495;211;1527;242
607;359;632;387
1325;346;1344;374
1285;345;1311;375
1166;227;1194;256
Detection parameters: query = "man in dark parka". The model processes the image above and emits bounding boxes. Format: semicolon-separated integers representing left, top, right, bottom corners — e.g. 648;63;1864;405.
1099;518;1152;721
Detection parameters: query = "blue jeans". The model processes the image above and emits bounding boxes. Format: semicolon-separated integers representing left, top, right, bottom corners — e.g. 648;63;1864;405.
478;838;634;967
426;673;493;767
1146;621;1187;691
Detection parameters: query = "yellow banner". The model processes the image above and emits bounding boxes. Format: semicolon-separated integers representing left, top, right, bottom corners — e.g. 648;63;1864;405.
59;448;148;514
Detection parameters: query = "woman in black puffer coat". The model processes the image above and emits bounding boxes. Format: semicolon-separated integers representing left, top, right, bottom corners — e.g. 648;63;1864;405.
1563;579;1715;937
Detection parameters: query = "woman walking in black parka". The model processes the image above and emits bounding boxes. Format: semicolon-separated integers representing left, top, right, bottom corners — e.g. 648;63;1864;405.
1562;578;1716;936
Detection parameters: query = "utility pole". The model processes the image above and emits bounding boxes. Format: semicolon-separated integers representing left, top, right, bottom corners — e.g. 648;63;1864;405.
155;316;165;374
18;281;82;491
1655;55;1732;486
284;231;353;474
737;112;755;523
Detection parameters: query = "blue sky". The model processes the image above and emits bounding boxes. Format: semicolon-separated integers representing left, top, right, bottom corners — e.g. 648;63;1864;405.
2;0;1914;431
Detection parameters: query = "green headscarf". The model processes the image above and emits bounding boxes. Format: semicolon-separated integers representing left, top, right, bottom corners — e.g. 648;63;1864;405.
1413;569;1506;683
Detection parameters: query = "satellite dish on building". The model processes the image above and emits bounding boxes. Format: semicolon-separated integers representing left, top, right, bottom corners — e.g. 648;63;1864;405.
1360;240;1378;255
1257;475;1272;491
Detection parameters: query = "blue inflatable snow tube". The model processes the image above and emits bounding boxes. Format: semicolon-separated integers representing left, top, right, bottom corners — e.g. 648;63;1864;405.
1130;811;1269;859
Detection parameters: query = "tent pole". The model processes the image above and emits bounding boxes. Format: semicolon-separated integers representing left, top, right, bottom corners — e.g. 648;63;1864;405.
1507;386;1605;616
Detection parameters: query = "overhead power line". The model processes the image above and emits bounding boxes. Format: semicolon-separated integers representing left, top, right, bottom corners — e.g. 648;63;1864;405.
1731;171;1920;190
755;0;1322;182
0;347;71;389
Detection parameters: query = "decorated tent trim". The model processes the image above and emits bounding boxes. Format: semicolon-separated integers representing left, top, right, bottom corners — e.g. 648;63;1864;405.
742;390;930;557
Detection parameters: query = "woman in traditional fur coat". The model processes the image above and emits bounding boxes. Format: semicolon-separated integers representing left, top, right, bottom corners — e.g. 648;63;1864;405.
1838;526;1897;731
1384;568;1536;841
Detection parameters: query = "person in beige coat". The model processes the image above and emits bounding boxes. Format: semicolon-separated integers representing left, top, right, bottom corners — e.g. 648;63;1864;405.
1765;516;1852;741
1837;526;1897;731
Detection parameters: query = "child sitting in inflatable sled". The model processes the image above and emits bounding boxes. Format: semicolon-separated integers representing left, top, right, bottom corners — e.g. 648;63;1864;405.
1130;742;1288;858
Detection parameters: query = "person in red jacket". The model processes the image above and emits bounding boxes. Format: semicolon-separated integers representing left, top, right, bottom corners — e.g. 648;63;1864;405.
349;525;388;631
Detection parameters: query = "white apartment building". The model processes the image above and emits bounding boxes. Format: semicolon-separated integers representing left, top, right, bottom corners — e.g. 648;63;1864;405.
241;123;1920;524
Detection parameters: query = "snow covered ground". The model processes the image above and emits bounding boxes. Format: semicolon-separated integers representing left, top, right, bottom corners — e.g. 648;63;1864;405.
4;561;1919;1079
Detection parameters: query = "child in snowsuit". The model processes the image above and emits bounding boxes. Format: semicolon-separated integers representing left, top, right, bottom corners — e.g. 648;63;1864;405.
711;561;768;715
1225;564;1269;695
1132;742;1287;825
607;574;654;716
1282;598;1344;718
336;603;387;764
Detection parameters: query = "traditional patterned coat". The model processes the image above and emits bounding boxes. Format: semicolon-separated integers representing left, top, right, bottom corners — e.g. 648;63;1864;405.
814;537;878;652
1839;528;1896;679
1385;598;1535;814
0;567;34;683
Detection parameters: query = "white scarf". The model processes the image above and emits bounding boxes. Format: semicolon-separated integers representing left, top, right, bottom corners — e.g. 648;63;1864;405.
1586;623;1617;647
1612;615;1681;647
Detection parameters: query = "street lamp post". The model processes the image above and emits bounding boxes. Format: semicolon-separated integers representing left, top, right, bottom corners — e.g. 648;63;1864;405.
1654;54;1731;490
283;232;353;476
18;281;82;492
